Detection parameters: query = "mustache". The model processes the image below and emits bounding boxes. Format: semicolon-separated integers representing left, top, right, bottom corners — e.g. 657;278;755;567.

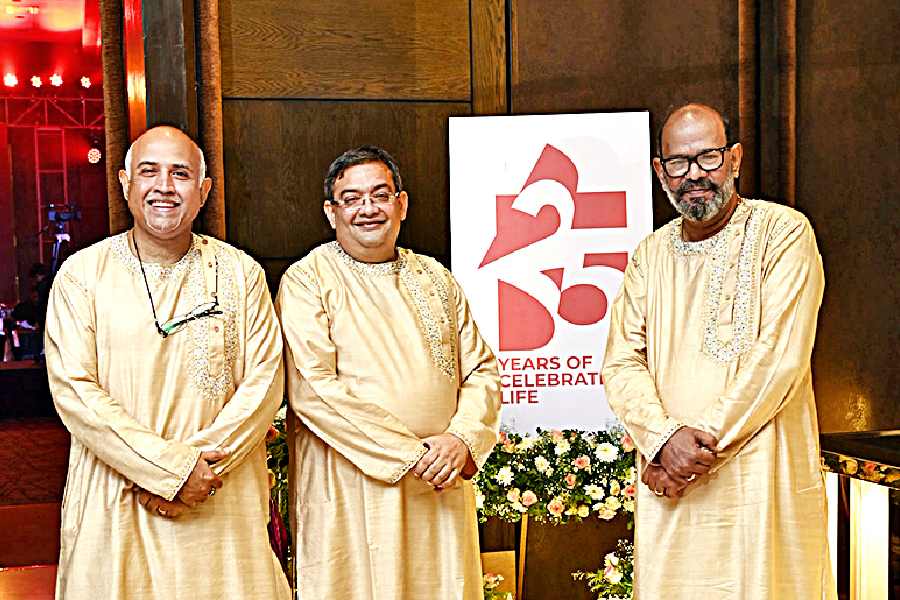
676;178;718;195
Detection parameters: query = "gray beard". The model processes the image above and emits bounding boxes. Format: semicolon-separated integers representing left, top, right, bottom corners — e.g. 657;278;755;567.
664;172;735;222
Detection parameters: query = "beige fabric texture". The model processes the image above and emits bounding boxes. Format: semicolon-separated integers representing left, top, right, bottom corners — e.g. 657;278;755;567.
277;242;501;600
604;199;836;600
45;233;290;599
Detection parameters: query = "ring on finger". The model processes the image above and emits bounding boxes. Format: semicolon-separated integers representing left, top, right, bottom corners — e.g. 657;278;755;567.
157;507;168;516
653;489;664;496
687;474;697;482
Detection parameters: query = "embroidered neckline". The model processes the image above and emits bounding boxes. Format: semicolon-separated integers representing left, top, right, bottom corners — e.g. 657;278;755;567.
111;232;201;281
326;240;405;276
670;200;750;256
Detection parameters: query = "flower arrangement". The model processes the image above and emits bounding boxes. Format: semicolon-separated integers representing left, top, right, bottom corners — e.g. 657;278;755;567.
266;404;291;573
474;428;636;524
483;573;514;600
571;539;634;600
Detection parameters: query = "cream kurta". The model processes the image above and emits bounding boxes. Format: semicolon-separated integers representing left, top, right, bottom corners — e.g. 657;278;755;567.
45;233;290;600
276;241;501;600
603;199;835;599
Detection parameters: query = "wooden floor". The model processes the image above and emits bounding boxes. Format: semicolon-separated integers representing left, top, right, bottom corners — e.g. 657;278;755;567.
0;565;56;599
0;417;68;597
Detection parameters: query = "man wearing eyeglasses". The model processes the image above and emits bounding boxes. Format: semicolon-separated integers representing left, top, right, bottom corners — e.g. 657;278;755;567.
44;125;290;599
603;103;834;599
276;146;501;599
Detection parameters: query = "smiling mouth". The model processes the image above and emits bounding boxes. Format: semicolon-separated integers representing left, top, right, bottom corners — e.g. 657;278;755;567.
354;220;385;229
147;198;181;209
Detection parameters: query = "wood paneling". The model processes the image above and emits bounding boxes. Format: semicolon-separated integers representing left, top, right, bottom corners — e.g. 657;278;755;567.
757;0;796;205
196;0;227;239
223;99;470;269
509;0;744;227
471;0;507;114
141;0;198;136
219;0;471;101
795;1;900;432
99;0;130;234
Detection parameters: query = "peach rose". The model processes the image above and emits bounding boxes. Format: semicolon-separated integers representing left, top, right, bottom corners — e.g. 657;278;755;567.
521;490;538;507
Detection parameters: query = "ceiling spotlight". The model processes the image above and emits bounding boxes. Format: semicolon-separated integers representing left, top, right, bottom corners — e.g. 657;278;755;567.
3;73;17;87
87;147;102;164
80;76;91;89
50;73;63;87
31;76;42;88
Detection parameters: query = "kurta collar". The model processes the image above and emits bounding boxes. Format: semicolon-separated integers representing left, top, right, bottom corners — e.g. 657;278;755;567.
326;240;406;276
670;200;751;256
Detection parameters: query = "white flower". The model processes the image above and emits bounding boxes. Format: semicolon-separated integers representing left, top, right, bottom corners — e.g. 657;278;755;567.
595;442;619;462
584;484;605;501
625;466;637;484
554;439;571;455
596;506;616;520
623;499;635;512
605;566;623;584
577;505;590;518
276;404;287;421
475;488;485;510
609;479;621;496
534;456;551;473
605;496;622;511
518;436;535;451
496;466;514;486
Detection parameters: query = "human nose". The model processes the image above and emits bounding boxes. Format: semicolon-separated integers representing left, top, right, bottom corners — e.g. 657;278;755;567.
685;158;705;180
154;170;176;191
357;193;380;213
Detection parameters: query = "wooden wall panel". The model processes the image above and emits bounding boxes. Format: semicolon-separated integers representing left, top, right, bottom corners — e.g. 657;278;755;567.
223;99;470;270
219;0;471;101
471;0;508;114
795;1;900;432
509;0;746;227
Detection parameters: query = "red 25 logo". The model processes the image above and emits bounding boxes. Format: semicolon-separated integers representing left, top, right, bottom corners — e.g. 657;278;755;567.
480;144;628;351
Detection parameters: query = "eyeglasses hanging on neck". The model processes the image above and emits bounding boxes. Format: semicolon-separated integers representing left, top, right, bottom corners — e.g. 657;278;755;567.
132;233;223;338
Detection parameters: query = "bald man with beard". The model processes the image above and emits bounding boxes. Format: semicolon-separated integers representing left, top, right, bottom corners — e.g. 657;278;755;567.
45;126;290;599
603;104;836;599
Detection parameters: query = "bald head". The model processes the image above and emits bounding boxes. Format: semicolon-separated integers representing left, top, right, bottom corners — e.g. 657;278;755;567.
657;103;729;158
124;126;206;184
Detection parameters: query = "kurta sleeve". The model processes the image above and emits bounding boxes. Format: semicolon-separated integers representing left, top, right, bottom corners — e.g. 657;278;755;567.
276;263;427;484
603;240;684;461
45;268;201;501
445;275;501;472
693;218;824;465
185;261;284;476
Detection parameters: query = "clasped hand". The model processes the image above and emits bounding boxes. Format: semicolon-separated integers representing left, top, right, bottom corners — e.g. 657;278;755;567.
137;450;227;518
411;433;474;491
643;427;718;499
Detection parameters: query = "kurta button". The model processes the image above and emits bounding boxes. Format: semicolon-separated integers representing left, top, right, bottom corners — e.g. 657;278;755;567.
202;239;208;245
208;262;213;268
213;325;220;332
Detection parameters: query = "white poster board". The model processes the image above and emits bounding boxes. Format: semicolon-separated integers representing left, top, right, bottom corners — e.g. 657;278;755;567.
449;112;653;433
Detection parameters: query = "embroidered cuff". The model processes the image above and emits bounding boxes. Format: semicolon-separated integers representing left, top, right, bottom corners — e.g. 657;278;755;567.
387;443;429;484
647;420;684;464
160;444;203;502
447;428;488;472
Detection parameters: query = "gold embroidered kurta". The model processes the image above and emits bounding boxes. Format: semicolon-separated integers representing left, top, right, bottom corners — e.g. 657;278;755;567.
45;233;291;600
276;241;501;600
603;200;836;599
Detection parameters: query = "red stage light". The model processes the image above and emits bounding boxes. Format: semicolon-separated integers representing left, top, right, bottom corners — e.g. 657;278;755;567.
31;76;42;88
50;73;63;87
3;73;17;87
80;76;91;88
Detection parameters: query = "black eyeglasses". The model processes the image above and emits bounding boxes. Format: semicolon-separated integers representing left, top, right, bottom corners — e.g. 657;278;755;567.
132;233;223;338
659;145;733;178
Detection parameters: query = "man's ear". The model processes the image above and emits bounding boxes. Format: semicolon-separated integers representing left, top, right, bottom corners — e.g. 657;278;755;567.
397;191;409;221
118;169;129;200
729;142;743;178
323;202;336;229
200;177;213;205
